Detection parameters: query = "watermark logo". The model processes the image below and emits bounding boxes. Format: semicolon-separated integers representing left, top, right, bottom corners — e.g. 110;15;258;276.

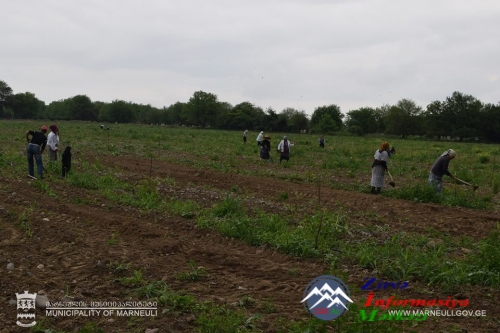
16;291;37;327
361;277;409;291
301;275;353;320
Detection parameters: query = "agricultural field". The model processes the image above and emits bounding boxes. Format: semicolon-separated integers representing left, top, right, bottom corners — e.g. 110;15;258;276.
0;120;499;333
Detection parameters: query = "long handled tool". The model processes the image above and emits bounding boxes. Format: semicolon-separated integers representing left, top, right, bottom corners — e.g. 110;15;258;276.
387;170;396;187
455;177;479;191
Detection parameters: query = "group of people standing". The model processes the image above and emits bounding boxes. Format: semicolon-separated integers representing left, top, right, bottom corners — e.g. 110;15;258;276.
26;125;71;179
245;130;296;163
370;141;457;194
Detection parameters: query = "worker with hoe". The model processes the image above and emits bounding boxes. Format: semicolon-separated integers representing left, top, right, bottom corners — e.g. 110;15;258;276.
370;141;390;194
428;149;457;194
26;125;48;179
277;136;295;163
260;135;272;161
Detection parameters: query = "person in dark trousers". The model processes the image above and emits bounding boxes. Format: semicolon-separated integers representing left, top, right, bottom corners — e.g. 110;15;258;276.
428;149;457;194
260;135;271;161
370;141;390;194
277;136;295;163
319;136;325;148
243;130;248;144
26;126;48;179
62;146;72;178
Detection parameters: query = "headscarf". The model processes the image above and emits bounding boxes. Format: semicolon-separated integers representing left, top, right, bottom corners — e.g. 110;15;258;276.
50;124;59;135
441;149;456;157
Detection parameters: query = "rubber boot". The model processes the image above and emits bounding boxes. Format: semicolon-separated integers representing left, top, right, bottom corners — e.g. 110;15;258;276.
370;187;376;194
376;187;381;194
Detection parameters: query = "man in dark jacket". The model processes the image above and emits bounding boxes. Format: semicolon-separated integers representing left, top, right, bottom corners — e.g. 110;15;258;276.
26;126;48;179
428;149;457;193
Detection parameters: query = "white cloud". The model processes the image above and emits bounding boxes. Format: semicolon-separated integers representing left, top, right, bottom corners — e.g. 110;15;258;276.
2;0;500;114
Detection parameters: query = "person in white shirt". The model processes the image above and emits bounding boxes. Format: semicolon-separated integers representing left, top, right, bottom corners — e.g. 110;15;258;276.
47;124;59;161
256;131;264;146
243;130;248;144
277;136;295;163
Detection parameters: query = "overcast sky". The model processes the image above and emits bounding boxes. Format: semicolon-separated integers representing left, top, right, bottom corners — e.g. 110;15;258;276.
2;0;499;115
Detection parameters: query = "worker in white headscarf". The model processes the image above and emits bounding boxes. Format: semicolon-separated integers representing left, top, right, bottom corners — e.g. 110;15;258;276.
256;131;264;146
428;149;457;194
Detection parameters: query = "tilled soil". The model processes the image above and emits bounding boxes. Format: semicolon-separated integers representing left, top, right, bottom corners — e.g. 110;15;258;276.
1;155;499;333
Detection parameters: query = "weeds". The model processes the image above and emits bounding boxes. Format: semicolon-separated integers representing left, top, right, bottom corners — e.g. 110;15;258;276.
177;260;207;282
237;296;255;308
107;232;119;245
17;205;34;237
119;270;145;286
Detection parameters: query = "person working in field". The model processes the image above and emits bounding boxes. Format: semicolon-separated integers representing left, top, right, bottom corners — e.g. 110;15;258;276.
319;136;325;148
256;131;264;146
428;149;457;194
370;141;390;194
47;124;59;161
243;129;248;144
260;135;271;161
26;126;48;179
277;136;295;163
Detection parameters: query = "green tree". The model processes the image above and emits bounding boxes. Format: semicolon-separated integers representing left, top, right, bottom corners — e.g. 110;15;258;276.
162;102;186;125
423;100;447;139
441;91;482;141
277;107;310;132
184;91;220;127
315;114;337;134
310;104;343;132
384;99;423;138
8;92;45;119
0;80;13;107
345;107;378;135
46;100;69;120
219;102;266;130
373;104;390;133
291;112;309;132
480;103;500;142
99;100;136;123
0;80;14;118
68;95;97;121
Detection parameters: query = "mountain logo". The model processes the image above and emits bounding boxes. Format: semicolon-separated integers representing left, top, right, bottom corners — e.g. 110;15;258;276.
301;275;353;320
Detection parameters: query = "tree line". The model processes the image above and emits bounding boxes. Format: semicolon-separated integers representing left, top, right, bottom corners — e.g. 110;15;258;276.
1;80;499;142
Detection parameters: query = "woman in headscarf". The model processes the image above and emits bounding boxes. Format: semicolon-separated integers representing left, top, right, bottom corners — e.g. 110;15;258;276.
428;149;457;194
277;136;295;163
47;124;59;161
370;142;390;194
256;131;264;147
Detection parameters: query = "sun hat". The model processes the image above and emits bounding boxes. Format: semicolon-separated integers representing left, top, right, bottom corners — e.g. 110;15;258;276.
264;135;271;139
283;136;288;140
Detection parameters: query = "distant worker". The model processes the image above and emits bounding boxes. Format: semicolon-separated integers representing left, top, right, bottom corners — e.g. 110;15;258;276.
277;136;295;163
370;142;390;194
428;149;457;194
319;136;325;148
256;131;264;146
243;130;248;144
260;135;272;161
